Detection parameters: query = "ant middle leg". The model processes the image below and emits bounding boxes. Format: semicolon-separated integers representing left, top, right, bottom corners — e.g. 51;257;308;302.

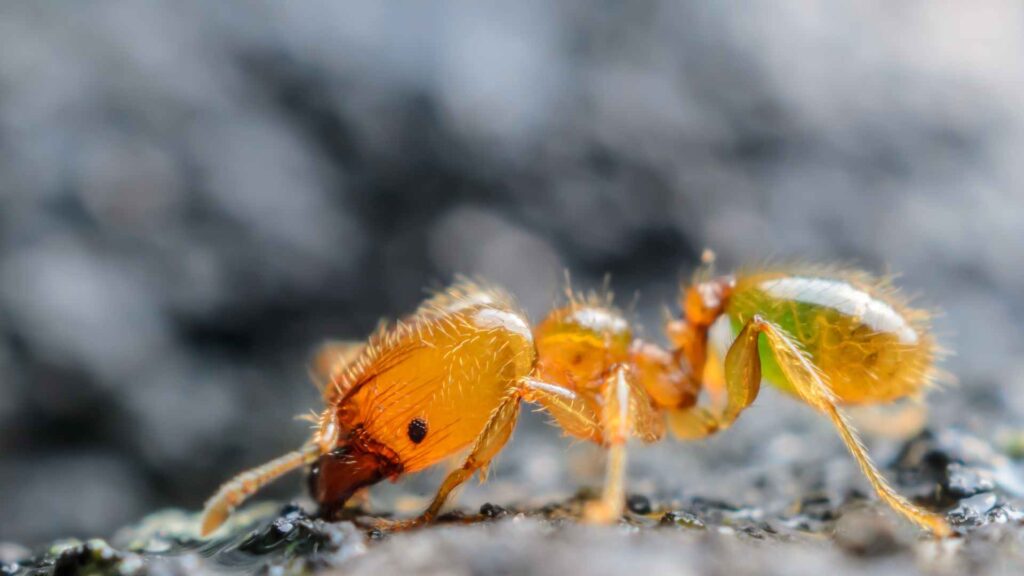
587;365;663;523
663;320;762;440
523;368;662;523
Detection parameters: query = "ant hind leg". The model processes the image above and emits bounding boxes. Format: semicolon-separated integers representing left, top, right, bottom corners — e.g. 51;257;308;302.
738;315;951;537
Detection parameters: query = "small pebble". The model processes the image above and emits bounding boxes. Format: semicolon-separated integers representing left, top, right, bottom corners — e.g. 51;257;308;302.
627;494;652;515
945;464;996;499
948;493;998;528
659;511;705;529
480;503;509;519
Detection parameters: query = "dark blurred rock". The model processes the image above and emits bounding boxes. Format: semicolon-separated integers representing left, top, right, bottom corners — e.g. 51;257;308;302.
626;494;652;515
947;493;999;529
479;503;509;519
659;510;706;530
796;494;838;522
234;504;366;570
893;429;1023;514
51;540;141;576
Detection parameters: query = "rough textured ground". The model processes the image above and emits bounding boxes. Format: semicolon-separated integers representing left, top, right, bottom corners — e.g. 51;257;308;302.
5;427;1024;575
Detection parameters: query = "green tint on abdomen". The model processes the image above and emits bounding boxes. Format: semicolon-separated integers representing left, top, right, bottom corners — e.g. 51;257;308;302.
727;290;832;400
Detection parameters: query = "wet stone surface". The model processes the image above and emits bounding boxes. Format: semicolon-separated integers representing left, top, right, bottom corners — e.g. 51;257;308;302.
894;429;1024;534
5;429;1024;575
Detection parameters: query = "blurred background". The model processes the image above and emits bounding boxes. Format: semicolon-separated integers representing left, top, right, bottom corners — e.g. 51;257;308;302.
1;0;1023;546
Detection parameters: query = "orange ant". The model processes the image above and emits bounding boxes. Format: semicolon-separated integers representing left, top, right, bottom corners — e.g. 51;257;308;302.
200;260;951;537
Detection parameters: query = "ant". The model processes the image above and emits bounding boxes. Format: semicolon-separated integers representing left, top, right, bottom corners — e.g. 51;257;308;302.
200;259;951;537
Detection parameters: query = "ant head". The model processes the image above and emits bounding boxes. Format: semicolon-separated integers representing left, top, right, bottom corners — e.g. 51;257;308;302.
307;443;401;510
307;424;403;510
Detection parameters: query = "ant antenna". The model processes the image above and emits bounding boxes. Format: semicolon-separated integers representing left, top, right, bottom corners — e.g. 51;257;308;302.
200;443;323;536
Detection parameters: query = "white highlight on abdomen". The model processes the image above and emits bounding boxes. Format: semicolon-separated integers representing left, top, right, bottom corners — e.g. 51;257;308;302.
758;277;919;345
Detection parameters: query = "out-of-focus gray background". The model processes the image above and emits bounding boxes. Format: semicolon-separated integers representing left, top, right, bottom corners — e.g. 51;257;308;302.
1;0;1022;546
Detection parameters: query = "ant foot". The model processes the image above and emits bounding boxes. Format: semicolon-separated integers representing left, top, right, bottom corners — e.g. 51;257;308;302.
582;500;622;524
356;515;429;533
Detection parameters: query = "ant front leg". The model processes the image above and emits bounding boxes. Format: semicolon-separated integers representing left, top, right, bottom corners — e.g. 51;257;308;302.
376;389;523;531
724;315;952;537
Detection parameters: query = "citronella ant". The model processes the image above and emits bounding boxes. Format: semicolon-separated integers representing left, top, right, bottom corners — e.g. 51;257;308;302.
200;258;951;538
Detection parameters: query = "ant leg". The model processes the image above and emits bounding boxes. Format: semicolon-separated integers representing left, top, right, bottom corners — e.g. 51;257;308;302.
737;315;951;537
520;378;602;441
665;324;762;440
522;372;662;523
701;346;729;412
384;389;523;530
521;377;626;520
586;365;664;523
665;406;720;439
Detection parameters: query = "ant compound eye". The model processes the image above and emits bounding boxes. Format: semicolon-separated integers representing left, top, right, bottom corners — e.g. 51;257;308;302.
407;418;428;444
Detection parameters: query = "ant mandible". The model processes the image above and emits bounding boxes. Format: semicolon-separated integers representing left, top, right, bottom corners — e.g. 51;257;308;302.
199;258;950;537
